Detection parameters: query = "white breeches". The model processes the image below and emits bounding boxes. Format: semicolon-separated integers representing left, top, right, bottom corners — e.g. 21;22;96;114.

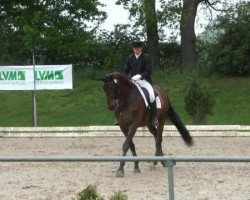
134;80;155;103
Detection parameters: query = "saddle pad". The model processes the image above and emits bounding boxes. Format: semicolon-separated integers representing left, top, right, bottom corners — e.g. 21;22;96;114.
134;82;149;108
133;82;162;109
156;96;162;109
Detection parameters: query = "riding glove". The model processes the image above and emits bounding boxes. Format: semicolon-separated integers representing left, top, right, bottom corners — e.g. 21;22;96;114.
131;74;142;81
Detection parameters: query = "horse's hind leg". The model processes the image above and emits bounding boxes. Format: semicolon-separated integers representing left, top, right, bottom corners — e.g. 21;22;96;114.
148;124;165;167
156;123;167;167
130;140;140;173
148;125;159;166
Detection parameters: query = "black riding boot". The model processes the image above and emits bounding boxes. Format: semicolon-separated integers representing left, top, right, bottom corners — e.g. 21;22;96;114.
150;101;159;126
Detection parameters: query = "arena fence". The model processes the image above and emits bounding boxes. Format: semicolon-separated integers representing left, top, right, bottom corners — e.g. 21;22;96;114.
0;126;249;199
0;155;250;200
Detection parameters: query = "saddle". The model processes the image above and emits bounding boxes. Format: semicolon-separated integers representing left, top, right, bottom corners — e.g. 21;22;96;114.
134;83;162;109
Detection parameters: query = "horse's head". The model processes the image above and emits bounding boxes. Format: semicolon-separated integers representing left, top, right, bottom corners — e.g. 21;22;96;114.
103;71;130;111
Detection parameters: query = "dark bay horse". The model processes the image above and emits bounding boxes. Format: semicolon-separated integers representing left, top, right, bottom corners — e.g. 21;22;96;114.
103;71;193;177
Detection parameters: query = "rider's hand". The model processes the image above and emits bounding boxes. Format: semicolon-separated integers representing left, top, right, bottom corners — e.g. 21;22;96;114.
131;74;142;81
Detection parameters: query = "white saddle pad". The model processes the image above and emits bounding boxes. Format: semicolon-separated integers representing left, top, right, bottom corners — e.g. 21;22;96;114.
156;96;162;109
133;82;162;109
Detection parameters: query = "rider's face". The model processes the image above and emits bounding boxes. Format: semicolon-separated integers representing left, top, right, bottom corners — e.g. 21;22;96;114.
133;47;143;55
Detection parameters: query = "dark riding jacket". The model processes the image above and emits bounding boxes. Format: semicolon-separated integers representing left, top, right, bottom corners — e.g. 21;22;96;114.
123;53;152;84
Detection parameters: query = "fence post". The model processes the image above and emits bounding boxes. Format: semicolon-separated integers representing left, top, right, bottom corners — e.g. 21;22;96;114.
32;52;37;127
167;159;176;200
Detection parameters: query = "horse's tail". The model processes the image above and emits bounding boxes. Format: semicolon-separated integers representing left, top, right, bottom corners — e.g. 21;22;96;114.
168;103;193;146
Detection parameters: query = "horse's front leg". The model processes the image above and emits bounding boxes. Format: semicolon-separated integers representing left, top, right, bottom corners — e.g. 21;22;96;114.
116;136;131;177
116;127;137;177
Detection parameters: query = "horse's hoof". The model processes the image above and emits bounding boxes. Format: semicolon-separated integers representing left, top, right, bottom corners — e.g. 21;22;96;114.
133;168;141;174
150;165;157;171
161;161;167;167
116;170;124;178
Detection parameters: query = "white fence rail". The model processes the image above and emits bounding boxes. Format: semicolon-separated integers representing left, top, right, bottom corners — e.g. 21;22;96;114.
0;125;249;137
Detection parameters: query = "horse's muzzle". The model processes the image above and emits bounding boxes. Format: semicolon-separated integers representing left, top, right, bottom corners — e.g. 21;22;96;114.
108;104;115;111
107;99;116;111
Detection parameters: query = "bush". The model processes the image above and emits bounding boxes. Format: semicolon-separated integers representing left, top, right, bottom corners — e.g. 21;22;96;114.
74;185;104;200
73;185;128;200
110;192;128;200
185;81;215;124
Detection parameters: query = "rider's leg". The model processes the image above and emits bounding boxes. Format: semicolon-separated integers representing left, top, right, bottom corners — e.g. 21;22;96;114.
149;100;159;126
136;80;159;126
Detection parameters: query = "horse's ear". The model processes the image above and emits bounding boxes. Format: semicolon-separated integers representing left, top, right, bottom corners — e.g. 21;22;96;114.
108;74;114;82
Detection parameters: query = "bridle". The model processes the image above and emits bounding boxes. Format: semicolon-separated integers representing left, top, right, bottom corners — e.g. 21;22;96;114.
103;80;118;99
103;79;121;110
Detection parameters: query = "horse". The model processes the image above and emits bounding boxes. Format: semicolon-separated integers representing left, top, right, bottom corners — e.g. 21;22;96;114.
102;71;193;177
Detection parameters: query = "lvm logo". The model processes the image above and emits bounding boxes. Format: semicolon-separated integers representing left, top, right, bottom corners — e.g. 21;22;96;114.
0;70;25;81
35;70;63;80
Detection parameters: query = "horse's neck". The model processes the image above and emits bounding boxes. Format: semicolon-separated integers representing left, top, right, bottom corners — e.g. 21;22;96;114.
121;81;136;95
120;83;141;106
117;82;137;104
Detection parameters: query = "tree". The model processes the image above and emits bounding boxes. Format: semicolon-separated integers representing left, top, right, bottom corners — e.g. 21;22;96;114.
144;0;161;69
115;0;234;70
116;0;161;69
0;0;106;66
180;0;202;68
99;24;134;69
180;0;234;68
206;2;250;75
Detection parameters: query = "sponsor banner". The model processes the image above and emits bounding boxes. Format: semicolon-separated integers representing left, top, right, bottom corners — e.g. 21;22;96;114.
0;65;73;90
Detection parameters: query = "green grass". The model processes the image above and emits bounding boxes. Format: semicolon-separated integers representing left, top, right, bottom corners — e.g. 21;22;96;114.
0;69;249;126
153;70;250;125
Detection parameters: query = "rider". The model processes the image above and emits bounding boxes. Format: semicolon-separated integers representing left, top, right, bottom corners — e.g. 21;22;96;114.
123;40;159;126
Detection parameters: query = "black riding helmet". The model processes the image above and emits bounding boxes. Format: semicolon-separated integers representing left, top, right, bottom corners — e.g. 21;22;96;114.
132;41;143;48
